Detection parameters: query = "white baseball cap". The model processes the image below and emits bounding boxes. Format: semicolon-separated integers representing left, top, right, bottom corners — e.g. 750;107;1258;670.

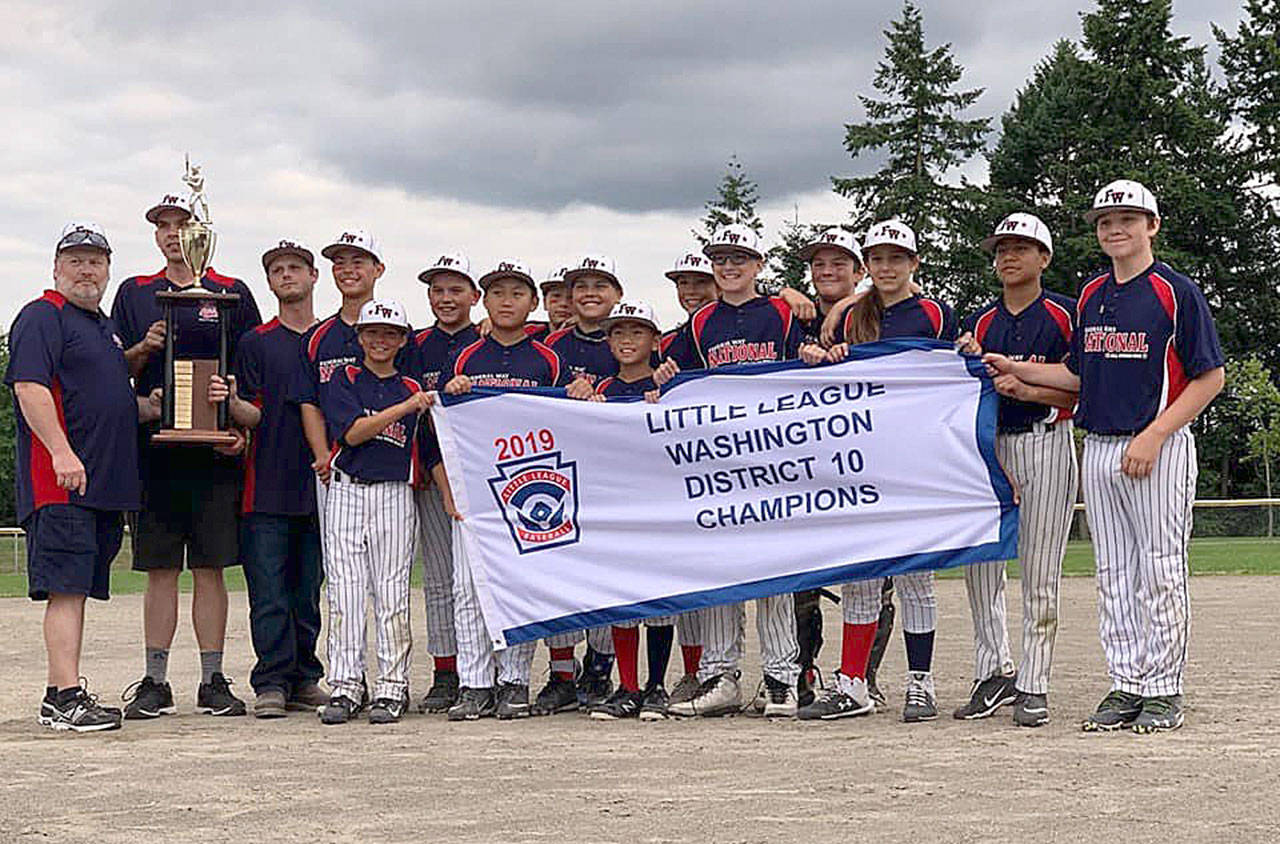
603;300;660;333
321;228;384;264
144;193;190;224
261;238;315;271
980;213;1054;255
56;221;111;255
862;219;918;255
418;251;474;286
478;258;537;295
798;228;863;264
355;298;410;331
564;253;621;288
703;224;764;259
665;251;714;281
1084;179;1160;224
541;264;571;293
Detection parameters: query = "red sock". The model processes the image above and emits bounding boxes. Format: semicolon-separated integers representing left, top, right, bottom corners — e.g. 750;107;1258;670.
681;644;702;676
434;655;457;673
612;626;641;691
841;622;878;679
550;647;576;681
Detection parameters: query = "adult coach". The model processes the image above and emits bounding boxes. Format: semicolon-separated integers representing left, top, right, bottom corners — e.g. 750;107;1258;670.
985;180;1224;733
954;214;1078;727
8;223;140;731
114;194;261;719
225;239;326;717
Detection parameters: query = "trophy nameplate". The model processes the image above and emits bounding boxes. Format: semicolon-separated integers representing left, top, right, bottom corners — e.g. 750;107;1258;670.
151;156;240;447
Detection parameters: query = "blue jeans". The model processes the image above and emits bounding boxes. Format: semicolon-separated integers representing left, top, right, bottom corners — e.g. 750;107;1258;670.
242;513;324;695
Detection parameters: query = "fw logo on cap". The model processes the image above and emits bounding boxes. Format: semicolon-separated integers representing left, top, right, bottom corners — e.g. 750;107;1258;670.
372;304;396;320
876;226;902;241
498;261;519;272
161;194;183;205
339;232;360;244
1104;188;1132;205
436;255;458;266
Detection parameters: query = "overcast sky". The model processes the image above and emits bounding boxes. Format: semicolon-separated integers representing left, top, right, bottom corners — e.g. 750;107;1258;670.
0;0;1245;329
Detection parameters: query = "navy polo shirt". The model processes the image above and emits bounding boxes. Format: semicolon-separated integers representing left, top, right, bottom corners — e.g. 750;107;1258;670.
595;374;658;398
1067;261;1223;435
6;290;141;521
546;326;618;385
440;336;567;390
963;291;1077;432
323;365;422;483
834;294;958;344
234;318;317;516
681;296;804;370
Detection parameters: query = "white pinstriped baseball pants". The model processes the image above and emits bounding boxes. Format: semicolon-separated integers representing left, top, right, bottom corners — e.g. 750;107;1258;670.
676;611;701;648
963;422;1077;694
1083;428;1196;697
451;523;535;689
415;485;457;657
842;572;934;631
323;477;416;703
699;595;800;685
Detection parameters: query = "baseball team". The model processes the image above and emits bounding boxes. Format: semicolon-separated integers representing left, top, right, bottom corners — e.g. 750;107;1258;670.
10;177;1224;738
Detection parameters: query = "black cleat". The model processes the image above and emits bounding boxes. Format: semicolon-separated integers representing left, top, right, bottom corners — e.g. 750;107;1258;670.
419;670;460;714
1132;695;1184;734
320;695;356;725
447;687;496;722
576;672;613;710
1012;691;1050;728
122;676;177;720
639;684;670;722
590;687;644;720
495;682;531;720
533;676;580;716
953;673;1019;720
197;673;247;716
368;693;409;725
1082;689;1144;732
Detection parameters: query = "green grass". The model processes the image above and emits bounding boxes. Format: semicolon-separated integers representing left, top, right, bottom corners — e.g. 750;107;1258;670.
0;537;1275;599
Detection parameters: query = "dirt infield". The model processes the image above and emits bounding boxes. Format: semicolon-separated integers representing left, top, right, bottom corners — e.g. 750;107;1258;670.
1;576;1276;843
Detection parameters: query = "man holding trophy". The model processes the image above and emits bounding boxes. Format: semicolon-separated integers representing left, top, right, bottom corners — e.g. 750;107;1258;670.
112;162;262;719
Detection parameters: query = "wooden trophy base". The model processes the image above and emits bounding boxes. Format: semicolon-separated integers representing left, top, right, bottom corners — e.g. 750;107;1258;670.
151;358;239;447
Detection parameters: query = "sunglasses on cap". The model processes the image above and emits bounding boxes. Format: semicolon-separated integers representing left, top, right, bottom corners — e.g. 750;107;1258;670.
709;253;754;267
57;229;111;254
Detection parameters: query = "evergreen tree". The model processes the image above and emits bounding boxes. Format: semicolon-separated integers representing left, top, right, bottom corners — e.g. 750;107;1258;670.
1214;0;1280;191
696;155;765;245
831;0;992;313
765;209;822;297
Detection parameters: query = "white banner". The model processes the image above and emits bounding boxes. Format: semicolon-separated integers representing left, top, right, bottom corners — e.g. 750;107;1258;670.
432;339;1017;647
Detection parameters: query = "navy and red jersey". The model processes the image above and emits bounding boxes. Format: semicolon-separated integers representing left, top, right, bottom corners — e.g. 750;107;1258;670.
1066;261;1223;435
234;318;317;516
660;322;692;363
323;365;422;484
545;326;618;385
963;291;1077;432
833;294;958;344
441;335;568;391
676;296;804;370
524;321;552;343
111;268;262;400
5;290;141;521
291;311;414;409
595;373;658;398
410;323;481;395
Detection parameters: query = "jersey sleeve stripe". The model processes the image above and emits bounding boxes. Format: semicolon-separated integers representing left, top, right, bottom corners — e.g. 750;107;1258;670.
1042;299;1074;343
454;338;484;376
531;340;562;383
307;317;337;361
1077;274;1108;315
920;299;944;338
973;307;997;346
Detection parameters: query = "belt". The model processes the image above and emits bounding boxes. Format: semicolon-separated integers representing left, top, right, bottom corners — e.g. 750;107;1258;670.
331;470;375;486
1000;421;1062;435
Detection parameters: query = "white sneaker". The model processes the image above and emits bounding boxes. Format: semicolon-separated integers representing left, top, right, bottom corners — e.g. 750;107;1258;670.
762;676;798;719
668;671;742;717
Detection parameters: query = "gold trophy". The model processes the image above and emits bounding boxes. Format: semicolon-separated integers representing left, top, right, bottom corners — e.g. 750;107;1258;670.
152;156;241;446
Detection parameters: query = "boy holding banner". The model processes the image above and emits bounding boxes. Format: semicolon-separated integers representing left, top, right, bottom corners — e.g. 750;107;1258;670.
656;224;824;719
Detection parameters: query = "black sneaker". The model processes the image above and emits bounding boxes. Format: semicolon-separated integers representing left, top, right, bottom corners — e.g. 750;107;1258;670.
368;693;410;725
320;695;357;725
495;683;531;720
1132;695;1184;734
197;673;247;716
1012;691;1050;727
798;672;875;721
589;687;644;720
419;670;460;714
532;676;579;716
447;687;496;721
40;684;122;733
576;670;613;709
122;676;176;720
952;673;1019;720
639;684;670;722
1082;689;1144;732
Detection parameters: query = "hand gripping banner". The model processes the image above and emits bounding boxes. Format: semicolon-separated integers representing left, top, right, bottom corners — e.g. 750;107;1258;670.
432;339;1018;647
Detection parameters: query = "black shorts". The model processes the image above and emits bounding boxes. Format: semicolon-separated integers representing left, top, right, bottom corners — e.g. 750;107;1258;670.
25;505;124;601
132;470;240;571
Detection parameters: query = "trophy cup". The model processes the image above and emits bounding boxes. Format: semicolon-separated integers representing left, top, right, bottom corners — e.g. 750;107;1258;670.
152;156;241;446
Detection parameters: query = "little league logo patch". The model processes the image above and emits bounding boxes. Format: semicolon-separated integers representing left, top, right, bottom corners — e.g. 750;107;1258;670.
488;451;581;554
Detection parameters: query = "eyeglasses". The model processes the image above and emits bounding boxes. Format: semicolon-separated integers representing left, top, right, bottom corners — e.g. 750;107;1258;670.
709;253;754;266
57;229;111;254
